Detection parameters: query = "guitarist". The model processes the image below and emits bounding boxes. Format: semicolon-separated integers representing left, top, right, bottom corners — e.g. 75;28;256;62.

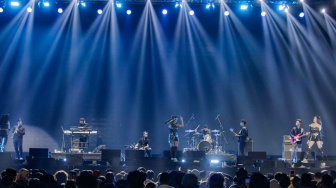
235;119;248;156
290;119;305;164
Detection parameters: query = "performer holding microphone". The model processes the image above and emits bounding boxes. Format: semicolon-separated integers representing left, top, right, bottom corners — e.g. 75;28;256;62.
166;115;184;162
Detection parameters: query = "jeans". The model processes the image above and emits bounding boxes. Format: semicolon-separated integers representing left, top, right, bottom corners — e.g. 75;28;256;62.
291;144;302;163
13;138;23;159
0;136;8;152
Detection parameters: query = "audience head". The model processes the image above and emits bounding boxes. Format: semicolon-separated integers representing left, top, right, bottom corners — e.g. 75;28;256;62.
182;173;199;188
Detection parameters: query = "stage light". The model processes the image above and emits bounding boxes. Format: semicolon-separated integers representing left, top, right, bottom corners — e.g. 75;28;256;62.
300;0;304;2
181;159;186;162
43;2;50;7
81;1;86;7
210;160;220;164
240;4;248;10
284;6;289;12
27;7;32;12
224;10;229;16
63;158;67;161
116;3;122;8
278;5;285;10
175;2;182;8
10;1;20;6
97;9;102;14
58;8;63;13
206;3;210;9
0;7;3;12
189;10;194;15
162;9;167;15
321;8;325;13
261;11;266;16
299;12;304;17
126;9;131;15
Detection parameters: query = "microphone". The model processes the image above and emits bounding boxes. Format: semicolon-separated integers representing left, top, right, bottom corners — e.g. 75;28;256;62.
191;114;195;119
215;115;220;120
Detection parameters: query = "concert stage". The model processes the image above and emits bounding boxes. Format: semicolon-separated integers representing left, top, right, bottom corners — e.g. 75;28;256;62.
1;150;336;177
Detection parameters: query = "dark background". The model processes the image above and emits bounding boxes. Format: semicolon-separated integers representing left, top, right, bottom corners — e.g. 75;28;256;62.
0;2;335;155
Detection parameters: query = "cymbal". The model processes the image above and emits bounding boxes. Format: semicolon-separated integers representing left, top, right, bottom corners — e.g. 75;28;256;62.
214;134;221;136
185;130;195;133
211;130;220;133
193;133;202;136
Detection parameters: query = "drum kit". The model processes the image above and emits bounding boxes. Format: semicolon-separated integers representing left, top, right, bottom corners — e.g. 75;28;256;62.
185;129;224;154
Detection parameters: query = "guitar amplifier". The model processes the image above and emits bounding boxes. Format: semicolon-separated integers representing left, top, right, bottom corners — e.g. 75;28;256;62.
238;140;253;156
283;135;291;144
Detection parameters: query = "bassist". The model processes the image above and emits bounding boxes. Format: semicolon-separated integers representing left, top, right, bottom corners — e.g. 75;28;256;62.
234;119;248;156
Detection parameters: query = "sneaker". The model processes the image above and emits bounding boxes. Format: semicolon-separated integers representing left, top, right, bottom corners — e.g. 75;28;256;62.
301;159;308;163
19;157;23;160
173;158;178;162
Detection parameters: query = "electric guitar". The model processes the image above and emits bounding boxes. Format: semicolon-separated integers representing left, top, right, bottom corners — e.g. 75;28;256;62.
290;132;310;144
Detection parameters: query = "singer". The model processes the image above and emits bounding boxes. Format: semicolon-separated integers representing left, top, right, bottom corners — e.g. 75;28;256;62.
165;115;184;162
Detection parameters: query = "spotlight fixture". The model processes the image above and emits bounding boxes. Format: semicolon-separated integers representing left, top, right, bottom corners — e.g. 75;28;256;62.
43;2;50;7
10;1;20;6
27;7;32;12
284;6;289;12
299;12;304;17
278;4;285;10
321;8;325;13
240;4;248;10
162;9;167;15
261;11;266;16
58;8;63;13
224;10;229;16
116;2;122;8
97;9;102;14
189;10;194;15
175;2;182;8
81;1;86;7
0;7;3;12
126;9;131;14
206;2;215;9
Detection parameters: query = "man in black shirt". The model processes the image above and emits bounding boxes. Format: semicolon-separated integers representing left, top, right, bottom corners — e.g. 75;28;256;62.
290;119;305;164
79;118;89;149
12;118;25;160
135;131;151;157
0;114;10;152
235;119;248;156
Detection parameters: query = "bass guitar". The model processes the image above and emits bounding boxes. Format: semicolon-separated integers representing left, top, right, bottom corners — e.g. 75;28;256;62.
290;132;309;144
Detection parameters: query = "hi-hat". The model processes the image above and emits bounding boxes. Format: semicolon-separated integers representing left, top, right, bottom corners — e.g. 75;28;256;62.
211;129;220;133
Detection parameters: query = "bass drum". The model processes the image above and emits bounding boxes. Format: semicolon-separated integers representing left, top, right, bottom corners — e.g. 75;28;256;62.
197;140;212;153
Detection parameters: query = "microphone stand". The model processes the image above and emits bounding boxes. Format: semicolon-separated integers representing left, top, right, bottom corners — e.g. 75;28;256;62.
216;115;228;153
184;114;195;148
61;126;66;152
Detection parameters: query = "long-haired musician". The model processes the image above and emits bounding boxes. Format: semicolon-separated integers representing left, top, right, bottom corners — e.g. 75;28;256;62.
0;114;10;152
302;115;324;163
166;115;184;162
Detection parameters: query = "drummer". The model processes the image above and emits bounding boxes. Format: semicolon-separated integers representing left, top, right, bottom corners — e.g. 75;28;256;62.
195;125;212;143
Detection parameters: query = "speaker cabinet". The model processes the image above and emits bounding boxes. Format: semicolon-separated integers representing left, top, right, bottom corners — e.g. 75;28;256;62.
101;149;121;165
248;151;266;160
237;141;253;156
29;148;49;158
162;150;183;159
186;151;205;160
125;150;145;161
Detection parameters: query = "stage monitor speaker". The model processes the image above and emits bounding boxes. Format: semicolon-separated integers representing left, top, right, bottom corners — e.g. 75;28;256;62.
101;149;121;166
125;150;145;161
238;141;253;156
186;151;205;160
248;151;266;160
162;150;183;159
29;148;49;158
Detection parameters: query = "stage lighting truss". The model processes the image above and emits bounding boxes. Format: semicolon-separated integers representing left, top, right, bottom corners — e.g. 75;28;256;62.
2;0;330;8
